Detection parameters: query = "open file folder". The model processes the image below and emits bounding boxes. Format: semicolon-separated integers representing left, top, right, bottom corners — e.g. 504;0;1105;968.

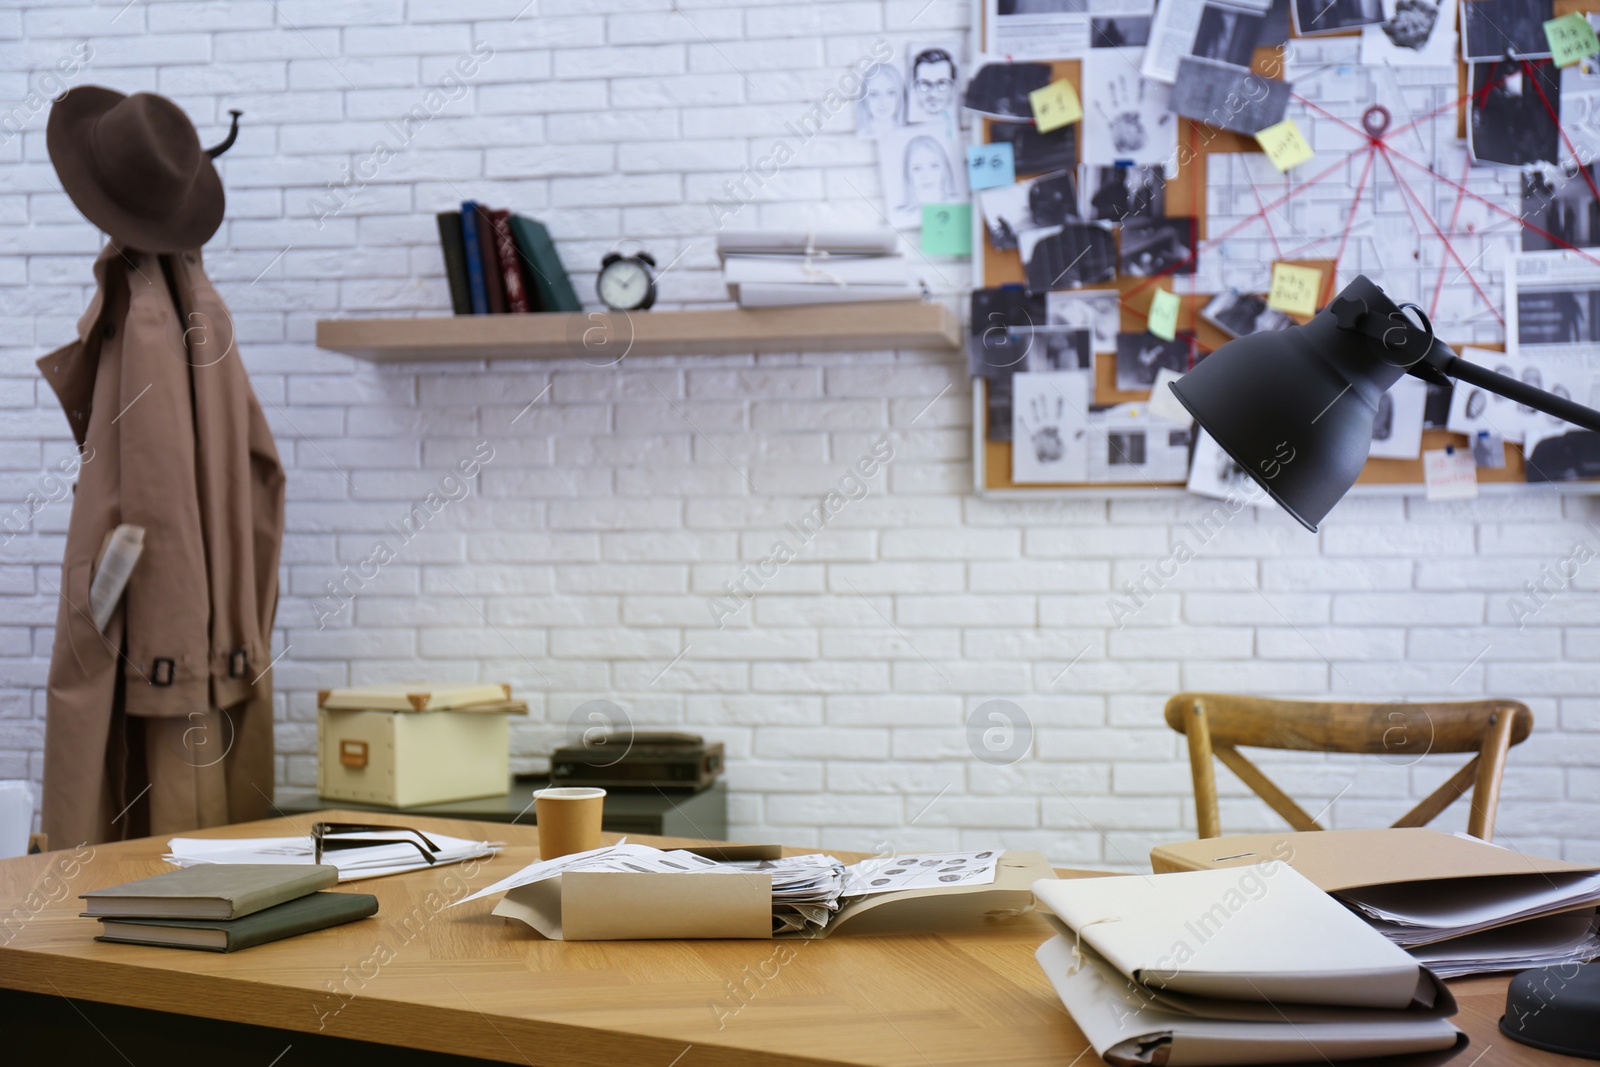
1031;866;1467;1065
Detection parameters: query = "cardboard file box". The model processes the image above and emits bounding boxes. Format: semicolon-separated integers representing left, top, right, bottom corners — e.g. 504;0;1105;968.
317;687;527;808
492;847;1055;940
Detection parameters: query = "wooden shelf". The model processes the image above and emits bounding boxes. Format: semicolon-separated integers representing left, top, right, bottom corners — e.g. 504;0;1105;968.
316;302;961;362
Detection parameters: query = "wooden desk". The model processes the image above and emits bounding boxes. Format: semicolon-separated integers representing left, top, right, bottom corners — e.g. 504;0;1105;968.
0;812;1572;1066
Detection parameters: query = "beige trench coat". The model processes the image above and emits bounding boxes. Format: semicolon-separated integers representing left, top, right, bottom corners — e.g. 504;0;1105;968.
38;244;285;846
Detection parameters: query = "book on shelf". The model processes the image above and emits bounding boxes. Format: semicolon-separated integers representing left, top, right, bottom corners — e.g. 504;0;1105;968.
509;215;582;313
489;208;535;313
80;863;338;920
435;211;472;315
95;891;378;952
458;201;491;314
469;202;508;314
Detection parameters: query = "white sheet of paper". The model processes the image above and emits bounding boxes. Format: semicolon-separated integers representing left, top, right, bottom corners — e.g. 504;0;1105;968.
1368;376;1427;459
1012;371;1093;482
1186;429;1273;505
1146;367;1193;424
1082;48;1178;166
166;832;497;882
842;850;1001;896
1423;447;1478;500
1088;402;1193;482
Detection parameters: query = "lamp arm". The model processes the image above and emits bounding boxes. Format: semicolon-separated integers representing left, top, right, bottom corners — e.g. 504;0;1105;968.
1426;354;1600;435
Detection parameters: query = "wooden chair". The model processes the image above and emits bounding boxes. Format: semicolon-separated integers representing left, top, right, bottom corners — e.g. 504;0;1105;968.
1163;693;1533;842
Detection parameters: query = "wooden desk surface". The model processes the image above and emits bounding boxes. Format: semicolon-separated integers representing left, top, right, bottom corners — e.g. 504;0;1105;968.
0;812;1572;1067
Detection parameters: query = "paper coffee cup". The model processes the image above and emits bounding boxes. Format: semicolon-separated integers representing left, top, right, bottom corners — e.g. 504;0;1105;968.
534;786;606;860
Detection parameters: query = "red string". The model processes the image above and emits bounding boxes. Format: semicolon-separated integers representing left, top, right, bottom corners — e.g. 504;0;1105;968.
1517;58;1600;207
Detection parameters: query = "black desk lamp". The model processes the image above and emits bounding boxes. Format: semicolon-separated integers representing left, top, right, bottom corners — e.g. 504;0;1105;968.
1169;275;1600;532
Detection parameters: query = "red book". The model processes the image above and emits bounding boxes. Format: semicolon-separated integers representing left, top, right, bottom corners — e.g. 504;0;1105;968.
472;204;507;313
489;209;533;313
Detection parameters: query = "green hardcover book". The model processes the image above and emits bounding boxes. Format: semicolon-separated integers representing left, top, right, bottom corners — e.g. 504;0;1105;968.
95;891;378;952
435;210;473;315
509;214;582;313
80;863;339;920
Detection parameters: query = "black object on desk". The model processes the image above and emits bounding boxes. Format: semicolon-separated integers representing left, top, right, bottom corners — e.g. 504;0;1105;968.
275;776;728;841
1501;961;1600;1059
551;730;723;790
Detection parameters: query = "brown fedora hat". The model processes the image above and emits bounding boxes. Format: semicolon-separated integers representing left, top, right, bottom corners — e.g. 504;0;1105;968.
48;87;225;253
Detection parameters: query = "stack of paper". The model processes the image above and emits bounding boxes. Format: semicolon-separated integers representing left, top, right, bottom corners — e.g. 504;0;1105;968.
716;229;924;307
1033;865;1466;1065
1339;869;1600;946
166;831;496;882
1411;912;1600;980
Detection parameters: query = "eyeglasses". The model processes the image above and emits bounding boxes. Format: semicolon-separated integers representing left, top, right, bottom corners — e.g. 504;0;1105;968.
311;821;441;865
915;78;954;91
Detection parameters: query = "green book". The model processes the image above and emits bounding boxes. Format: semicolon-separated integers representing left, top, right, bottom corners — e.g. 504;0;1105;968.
509;214;582;312
80;863;339;920
95;891;378;953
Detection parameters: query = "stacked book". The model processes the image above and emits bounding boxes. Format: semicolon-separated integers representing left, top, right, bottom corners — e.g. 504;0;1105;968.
437;203;581;315
717;229;924;307
81;864;377;953
1033;866;1466;1065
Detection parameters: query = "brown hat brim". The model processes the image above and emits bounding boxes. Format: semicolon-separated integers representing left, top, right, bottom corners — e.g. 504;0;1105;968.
47;86;225;254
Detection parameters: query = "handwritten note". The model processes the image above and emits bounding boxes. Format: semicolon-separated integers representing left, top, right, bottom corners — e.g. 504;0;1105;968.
1255;118;1314;172
1147;289;1180;342
1029;79;1082;133
1146;368;1191;424
921;203;972;257
1545;12;1600;68
1423;447;1478;501
965;143;1015;190
1268;262;1323;317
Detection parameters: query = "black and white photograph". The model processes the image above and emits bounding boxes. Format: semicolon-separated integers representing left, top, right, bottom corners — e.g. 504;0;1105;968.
1200;288;1293;337
962;61;1053;119
1084;165;1166;223
1258;0;1293;45
988;120;1078;175
1012;370;1093;483
1082;50;1178;166
906;42;962;126
1021;223;1119;291
1460;0;1553;61
877;125;968;228
1025;325;1095;369
1047;288;1122;352
1119;217;1197;277
1292;0;1383;35
979;170;1081;250
969;287;1045;376
855;60;907;139
1171;56;1290;135
1367;376;1427;460
1191;2;1267;66
1088;403;1194;482
1187;428;1269;502
1116;331;1194;388
1091;16;1153;46
1517;288;1600;344
1521;166;1600;251
1469;60;1562;167
1360;0;1457;66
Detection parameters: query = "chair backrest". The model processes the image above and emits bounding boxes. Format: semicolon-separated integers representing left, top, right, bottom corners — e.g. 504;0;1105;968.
1163;693;1533;842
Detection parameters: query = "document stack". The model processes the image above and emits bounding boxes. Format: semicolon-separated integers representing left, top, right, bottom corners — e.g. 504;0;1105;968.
80;864;377;953
1033;866;1466;1066
1152;828;1600;979
717;229;925;308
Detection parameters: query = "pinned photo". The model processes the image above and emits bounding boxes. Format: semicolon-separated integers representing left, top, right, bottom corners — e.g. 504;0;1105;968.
1119;217;1197;277
1116;331;1194;389
1091;16;1153;46
1201;289;1293;337
1081;49;1178;165
1048;288;1122;353
989;120;1079;175
1521;165;1600;250
1171;56;1290;135
907;43;963;126
979;169;1081;249
1021;222;1118;291
1469;60;1562;167
856;60;907;139
1461;0;1554;61
1293;0;1383;35
1191;2;1267;66
1360;0;1458;66
963;61;1053;120
1084;165;1166;224
1012;370;1093;483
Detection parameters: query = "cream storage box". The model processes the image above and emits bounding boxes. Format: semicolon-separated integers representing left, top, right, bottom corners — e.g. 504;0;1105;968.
316;684;528;808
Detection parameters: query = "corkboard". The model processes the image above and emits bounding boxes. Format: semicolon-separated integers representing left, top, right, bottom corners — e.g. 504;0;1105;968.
975;32;1559;493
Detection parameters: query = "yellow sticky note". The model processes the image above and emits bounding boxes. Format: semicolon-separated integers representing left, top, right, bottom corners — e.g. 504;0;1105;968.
1148;289;1180;342
1268;262;1323;317
1029;79;1082;133
1545;12;1600;68
1255;118;1314;172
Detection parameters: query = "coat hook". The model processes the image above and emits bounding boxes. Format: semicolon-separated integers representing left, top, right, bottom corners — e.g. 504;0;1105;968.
206;110;243;159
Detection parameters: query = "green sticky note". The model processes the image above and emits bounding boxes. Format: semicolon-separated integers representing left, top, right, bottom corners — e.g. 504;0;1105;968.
1545;12;1599;68
922;203;972;256
1147;289;1180;342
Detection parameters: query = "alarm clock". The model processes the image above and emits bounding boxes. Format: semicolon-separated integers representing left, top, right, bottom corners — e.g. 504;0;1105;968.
597;251;657;311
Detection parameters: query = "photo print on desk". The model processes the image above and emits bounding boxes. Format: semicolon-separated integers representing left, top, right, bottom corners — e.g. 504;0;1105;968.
1021;222;1119;290
1469;60;1562;167
878;125;968;228
1084;164;1166;223
1012;370;1093;482
907;42;963;126
1359;0;1458;66
1461;0;1553;61
1047;288;1121;352
1292;0;1383;35
979;169;1081;249
1119;216;1197;276
1081;48;1177;165
1115;330;1195;388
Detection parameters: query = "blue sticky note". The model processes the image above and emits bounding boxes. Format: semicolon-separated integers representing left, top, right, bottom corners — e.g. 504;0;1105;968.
965;143;1015;191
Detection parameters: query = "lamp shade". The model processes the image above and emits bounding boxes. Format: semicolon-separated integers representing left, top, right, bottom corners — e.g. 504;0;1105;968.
1169;276;1411;532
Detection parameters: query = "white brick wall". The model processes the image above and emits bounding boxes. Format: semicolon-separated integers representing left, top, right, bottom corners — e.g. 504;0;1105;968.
2;0;1597;866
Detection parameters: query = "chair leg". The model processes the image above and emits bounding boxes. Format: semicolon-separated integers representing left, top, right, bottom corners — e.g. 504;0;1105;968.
1184;702;1221;839
1468;709;1517;842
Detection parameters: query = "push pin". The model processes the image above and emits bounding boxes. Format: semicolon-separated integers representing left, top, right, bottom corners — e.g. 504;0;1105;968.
1361;105;1390;140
